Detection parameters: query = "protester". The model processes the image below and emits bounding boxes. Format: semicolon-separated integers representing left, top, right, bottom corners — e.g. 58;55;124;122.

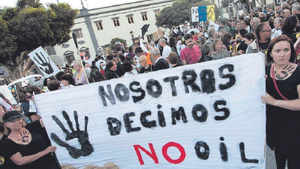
159;38;172;61
122;61;137;77
262;35;300;169
281;8;291;20
168;52;181;68
221;33;232;51
1;111;59;169
281;15;299;43
206;27;217;46
47;80;61;91
151;48;169;71
72;60;88;85
180;33;201;65
105;60;119;80
139;55;152;73
244;33;257;54
42;78;50;93
90;69;106;83
198;44;212;62
211;39;230;60
254;22;272;52
60;74;75;89
292;5;300;15
271;17;283;39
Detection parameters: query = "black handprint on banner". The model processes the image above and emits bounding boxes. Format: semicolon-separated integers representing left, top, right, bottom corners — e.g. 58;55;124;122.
34;52;54;74
51;111;94;159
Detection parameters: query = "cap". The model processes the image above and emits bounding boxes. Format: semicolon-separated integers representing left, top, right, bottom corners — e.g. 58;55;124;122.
2;111;22;123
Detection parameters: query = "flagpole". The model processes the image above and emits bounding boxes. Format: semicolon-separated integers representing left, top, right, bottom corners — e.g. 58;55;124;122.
72;32;89;84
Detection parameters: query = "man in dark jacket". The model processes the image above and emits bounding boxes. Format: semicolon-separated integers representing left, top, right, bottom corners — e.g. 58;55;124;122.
151;48;169;71
105;60;119;80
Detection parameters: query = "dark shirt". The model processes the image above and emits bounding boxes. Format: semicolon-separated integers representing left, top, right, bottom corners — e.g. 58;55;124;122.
1;122;58;169
115;62;125;77
198;55;213;62
105;70;119;80
282;31;298;43
140;65;153;73
258;40;270;51
153;58;169;71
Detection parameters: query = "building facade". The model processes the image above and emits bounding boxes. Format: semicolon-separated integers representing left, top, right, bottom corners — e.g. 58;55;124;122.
52;0;175;64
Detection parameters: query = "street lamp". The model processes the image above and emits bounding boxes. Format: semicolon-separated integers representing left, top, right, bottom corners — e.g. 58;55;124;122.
130;31;134;44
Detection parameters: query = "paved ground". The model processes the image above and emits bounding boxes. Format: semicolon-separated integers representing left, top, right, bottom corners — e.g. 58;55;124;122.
266;146;277;169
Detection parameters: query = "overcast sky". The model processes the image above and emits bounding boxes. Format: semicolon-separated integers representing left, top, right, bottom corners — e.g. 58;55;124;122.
1;0;142;9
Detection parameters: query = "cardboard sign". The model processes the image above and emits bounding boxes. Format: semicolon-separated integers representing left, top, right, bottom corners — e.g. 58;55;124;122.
35;53;266;169
28;46;60;78
0;85;17;105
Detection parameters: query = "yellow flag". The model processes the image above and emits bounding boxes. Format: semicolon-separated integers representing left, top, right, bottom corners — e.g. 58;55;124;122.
207;5;215;21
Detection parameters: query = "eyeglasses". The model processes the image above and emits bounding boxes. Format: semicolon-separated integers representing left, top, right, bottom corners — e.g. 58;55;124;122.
261;29;271;32
139;60;145;63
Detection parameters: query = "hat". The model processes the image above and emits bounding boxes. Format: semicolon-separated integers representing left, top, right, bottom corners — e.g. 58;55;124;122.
2;111;22;123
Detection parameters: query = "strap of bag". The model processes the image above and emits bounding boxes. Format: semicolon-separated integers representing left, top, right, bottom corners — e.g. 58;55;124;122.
271;64;288;100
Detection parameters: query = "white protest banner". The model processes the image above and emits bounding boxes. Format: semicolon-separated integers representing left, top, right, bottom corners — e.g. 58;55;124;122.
28;46;60;78
35;53;266;169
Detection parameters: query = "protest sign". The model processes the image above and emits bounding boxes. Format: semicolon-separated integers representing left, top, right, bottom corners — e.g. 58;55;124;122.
0;85;17;105
35;53;266;169
28;46;60;78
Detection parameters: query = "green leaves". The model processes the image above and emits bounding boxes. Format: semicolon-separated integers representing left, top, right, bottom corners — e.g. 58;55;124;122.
155;0;216;29
0;1;77;65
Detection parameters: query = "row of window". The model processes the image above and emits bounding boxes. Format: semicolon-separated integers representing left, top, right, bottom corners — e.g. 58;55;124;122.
96;13;148;30
73;10;160;38
96;10;159;30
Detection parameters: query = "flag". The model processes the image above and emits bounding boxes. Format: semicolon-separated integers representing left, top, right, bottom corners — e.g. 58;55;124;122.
141;24;150;40
72;32;78;49
198;6;207;21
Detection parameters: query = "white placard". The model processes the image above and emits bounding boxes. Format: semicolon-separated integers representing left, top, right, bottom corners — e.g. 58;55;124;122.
35;53;266;169
191;7;199;22
0;85;17;105
28;46;60;78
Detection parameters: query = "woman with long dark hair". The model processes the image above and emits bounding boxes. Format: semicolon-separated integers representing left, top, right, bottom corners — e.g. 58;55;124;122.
281;15;299;43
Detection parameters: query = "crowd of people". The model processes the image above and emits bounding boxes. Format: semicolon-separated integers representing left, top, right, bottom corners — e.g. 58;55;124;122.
0;0;300;168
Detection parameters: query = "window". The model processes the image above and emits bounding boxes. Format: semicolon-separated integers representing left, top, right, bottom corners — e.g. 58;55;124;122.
112;18;120;27
141;13;148;21
73;29;83;38
127;15;134;24
96;21;103;30
154;10;160;17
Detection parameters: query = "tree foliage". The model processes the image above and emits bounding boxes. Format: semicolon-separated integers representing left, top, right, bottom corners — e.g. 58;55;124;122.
221;0;232;8
0;0;78;66
110;38;126;52
156;0;220;29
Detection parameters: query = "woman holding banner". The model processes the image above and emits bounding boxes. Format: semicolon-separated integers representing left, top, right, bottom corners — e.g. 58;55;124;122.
262;35;300;169
0;111;59;169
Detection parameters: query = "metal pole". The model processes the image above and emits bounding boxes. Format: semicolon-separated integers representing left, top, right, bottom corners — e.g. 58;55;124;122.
218;0;224;19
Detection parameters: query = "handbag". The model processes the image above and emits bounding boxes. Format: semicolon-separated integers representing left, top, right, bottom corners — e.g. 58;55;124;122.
271;64;288;100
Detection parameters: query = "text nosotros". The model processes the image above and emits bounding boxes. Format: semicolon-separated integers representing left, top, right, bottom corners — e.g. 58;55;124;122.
98;64;236;106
